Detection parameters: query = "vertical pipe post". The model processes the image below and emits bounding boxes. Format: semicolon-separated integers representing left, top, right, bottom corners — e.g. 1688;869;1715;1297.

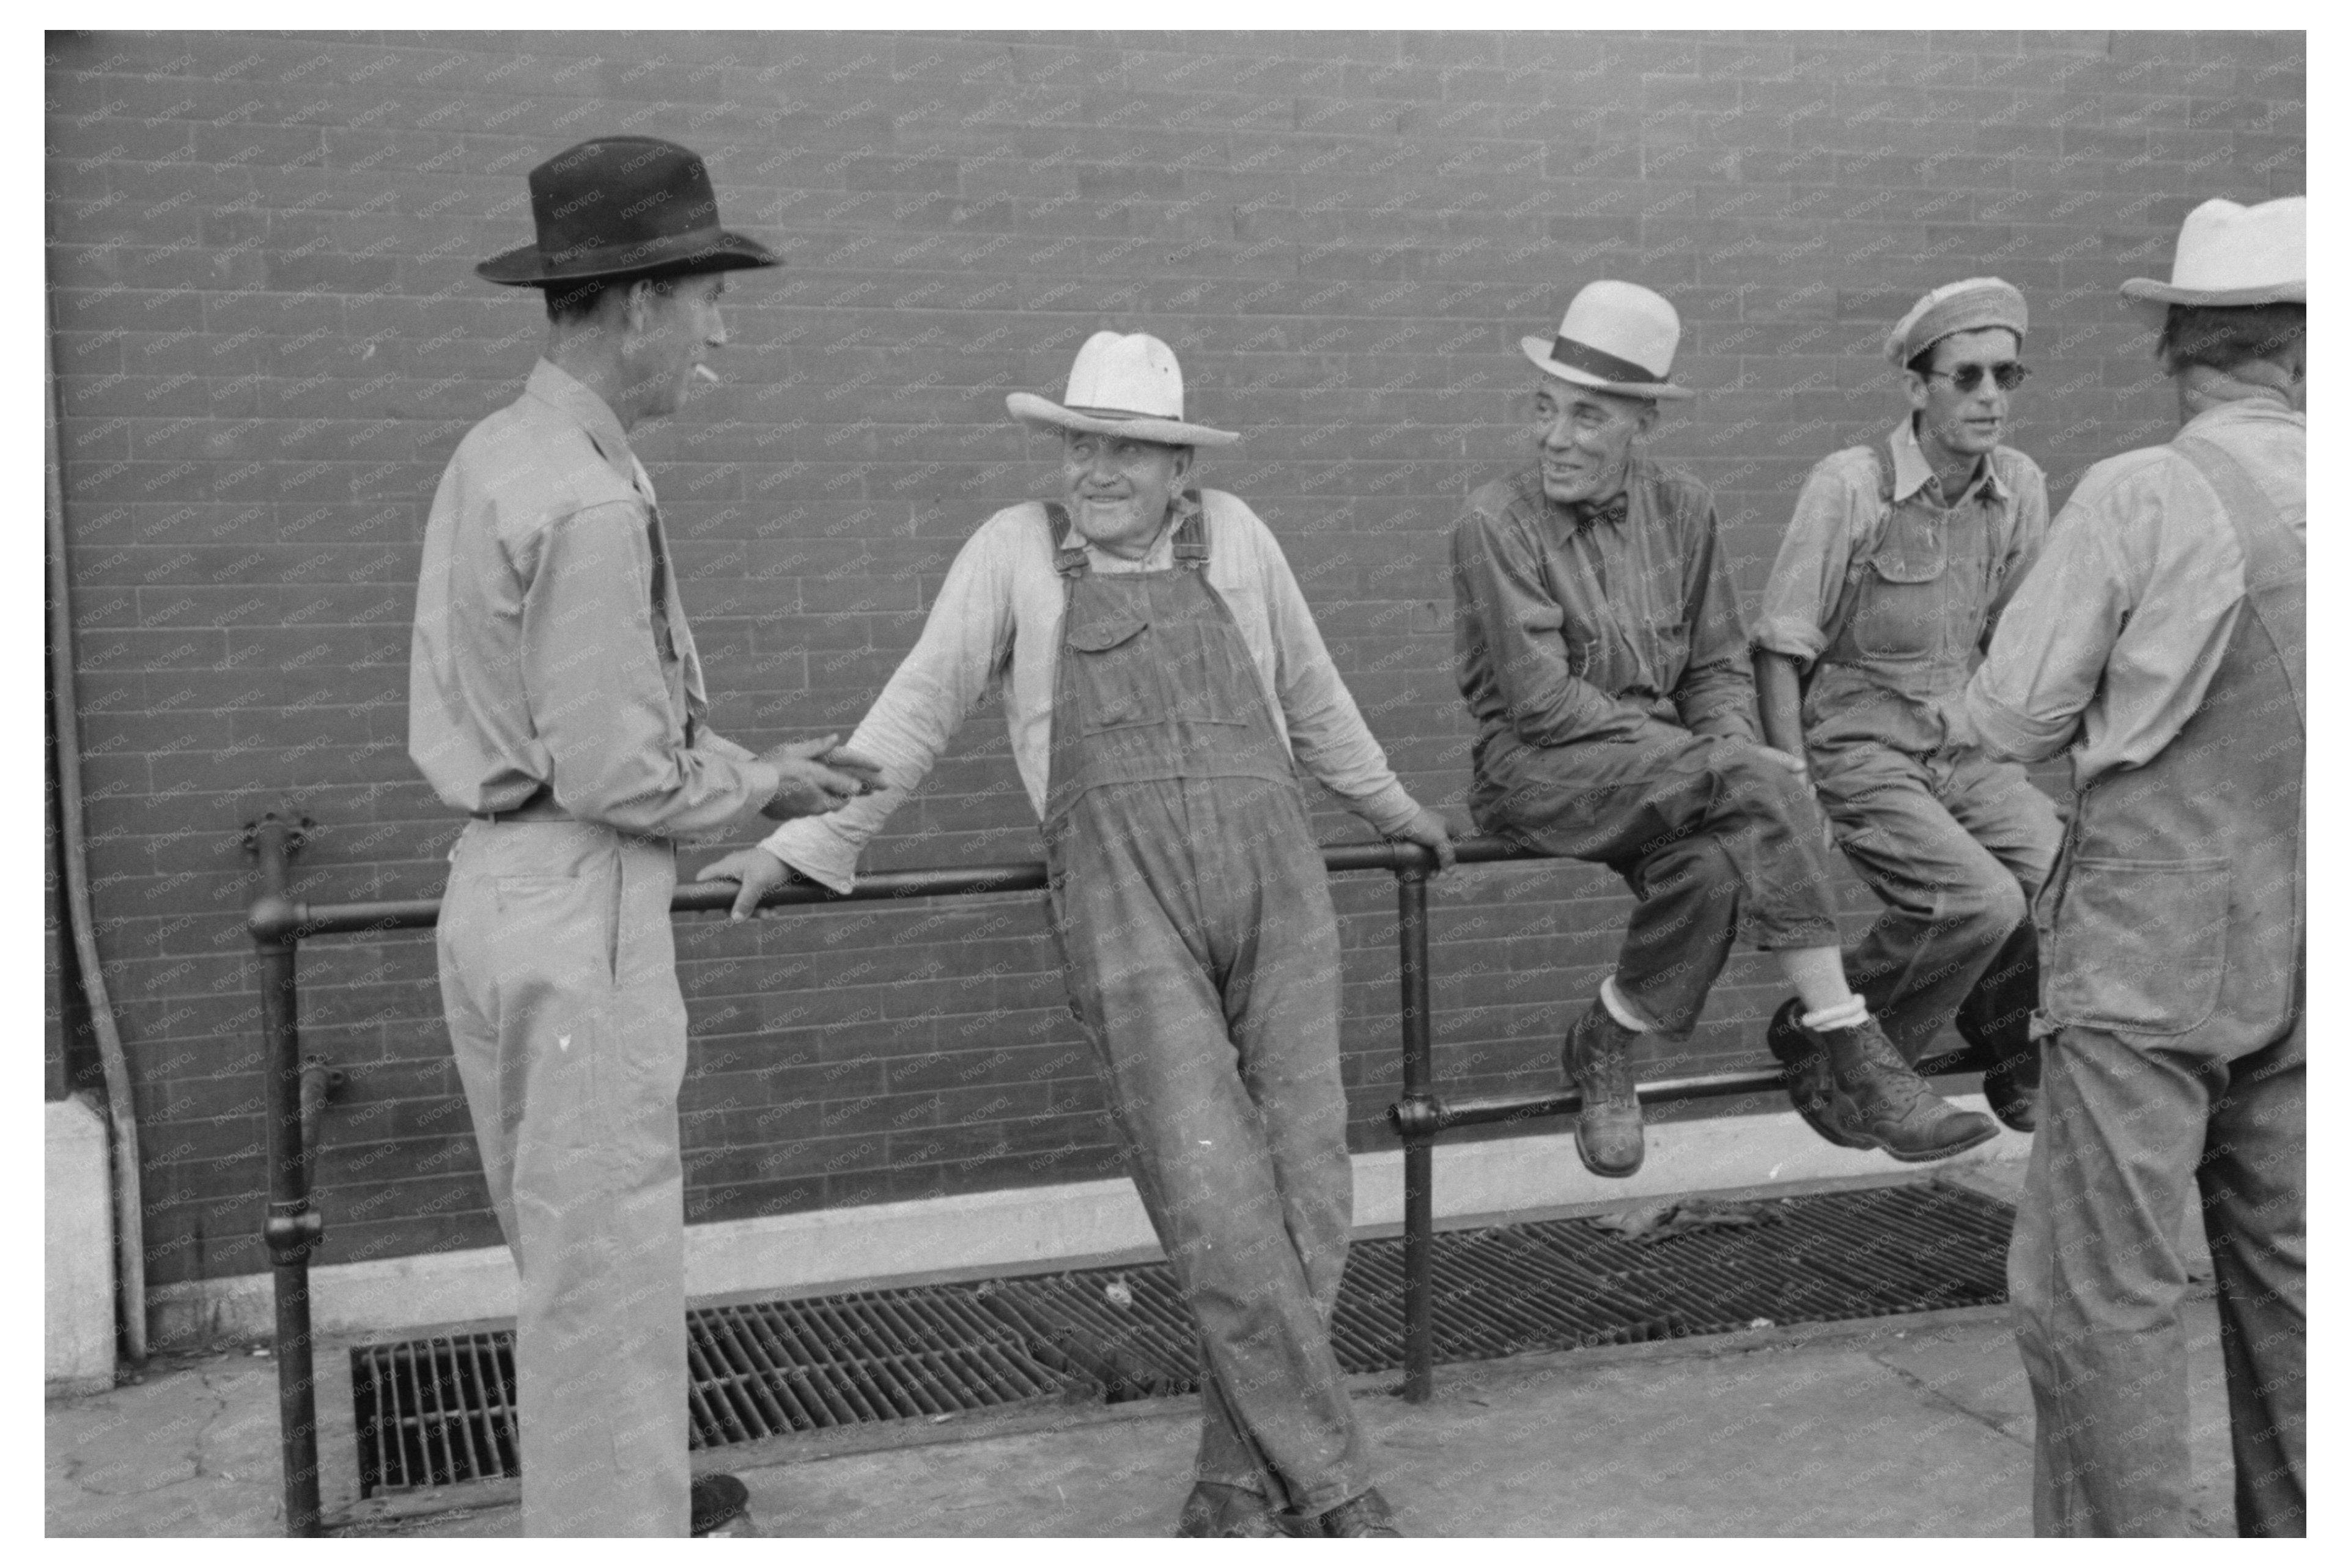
1395;856;1435;1402
248;814;322;1537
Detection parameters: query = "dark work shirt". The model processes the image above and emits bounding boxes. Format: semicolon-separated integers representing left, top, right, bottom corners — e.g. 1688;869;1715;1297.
1450;462;1759;751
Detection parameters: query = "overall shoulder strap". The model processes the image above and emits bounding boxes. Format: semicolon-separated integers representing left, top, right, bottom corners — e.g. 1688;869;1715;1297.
2172;435;2303;721
1040;501;1088;577
1172;488;1208;570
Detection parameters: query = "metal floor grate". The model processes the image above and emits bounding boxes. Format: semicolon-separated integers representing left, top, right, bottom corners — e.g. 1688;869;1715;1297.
352;1182;2013;1495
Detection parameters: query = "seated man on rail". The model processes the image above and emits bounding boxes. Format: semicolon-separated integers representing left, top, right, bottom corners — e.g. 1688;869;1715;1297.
699;331;1453;1537
1448;281;1998;1182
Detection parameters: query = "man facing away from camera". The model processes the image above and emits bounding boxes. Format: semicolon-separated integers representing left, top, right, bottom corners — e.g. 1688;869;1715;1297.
1450;280;1998;1183
702;331;1453;1537
1751;279;2061;1137
1968;196;2305;1537
407;136;870;1536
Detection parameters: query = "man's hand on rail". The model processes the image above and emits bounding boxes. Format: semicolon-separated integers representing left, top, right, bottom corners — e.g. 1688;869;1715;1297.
1389;806;1457;872
697;847;791;921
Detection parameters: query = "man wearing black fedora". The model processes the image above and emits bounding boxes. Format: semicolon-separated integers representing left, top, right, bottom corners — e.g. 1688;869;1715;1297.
1449;281;1997;1183
408;136;872;1537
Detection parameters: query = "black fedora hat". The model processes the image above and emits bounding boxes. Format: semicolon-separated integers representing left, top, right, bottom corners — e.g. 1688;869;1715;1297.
476;136;780;287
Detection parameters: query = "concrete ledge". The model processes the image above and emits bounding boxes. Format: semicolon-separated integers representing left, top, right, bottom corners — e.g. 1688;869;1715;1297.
149;1099;2031;1349
46;1096;117;1394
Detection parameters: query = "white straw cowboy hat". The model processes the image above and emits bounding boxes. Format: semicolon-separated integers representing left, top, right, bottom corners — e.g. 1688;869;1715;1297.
1006;331;1239;447
2120;196;2305;326
1520;280;1694;402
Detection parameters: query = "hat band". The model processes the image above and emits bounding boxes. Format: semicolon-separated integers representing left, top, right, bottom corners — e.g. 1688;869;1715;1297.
1547;334;1660;386
1066;403;1183;424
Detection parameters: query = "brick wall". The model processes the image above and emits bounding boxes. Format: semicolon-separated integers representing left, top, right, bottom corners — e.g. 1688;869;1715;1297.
44;30;2303;1288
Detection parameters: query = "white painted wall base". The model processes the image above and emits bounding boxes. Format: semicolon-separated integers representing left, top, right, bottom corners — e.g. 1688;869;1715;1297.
46;1095;117;1394
148;1099;2032;1349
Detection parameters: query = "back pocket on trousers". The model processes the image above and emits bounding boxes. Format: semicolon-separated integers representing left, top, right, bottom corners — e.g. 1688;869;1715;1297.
2045;856;2229;1036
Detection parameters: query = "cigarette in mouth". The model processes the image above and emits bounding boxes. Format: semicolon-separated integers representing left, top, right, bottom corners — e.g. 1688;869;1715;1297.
692;364;721;384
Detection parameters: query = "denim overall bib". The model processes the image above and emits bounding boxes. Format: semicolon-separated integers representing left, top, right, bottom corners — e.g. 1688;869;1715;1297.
1807;437;2061;1066
2008;433;2305;1537
1037;495;1371;1515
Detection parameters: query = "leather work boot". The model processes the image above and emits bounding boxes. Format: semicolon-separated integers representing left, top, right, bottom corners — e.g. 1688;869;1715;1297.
1817;1014;1999;1162
1563;999;1645;1178
1174;1482;1283;1538
1315;1487;1403;1537
690;1473;757;1537
1765;998;1869;1151
1957;926;2042;1133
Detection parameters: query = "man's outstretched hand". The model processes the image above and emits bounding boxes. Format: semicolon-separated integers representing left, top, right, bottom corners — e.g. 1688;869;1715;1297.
1390;806;1457;872
697;847;792;921
755;734;880;820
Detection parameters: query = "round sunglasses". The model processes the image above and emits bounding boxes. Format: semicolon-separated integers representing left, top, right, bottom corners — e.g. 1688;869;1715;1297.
1923;362;2030;392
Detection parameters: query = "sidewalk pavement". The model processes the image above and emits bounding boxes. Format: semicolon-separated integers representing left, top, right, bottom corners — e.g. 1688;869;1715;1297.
47;1170;2239;1538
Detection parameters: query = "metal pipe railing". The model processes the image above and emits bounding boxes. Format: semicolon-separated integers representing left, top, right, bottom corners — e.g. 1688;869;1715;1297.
243;814;1993;1531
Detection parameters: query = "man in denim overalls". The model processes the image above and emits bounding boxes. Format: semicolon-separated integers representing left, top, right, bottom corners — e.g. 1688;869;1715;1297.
706;333;1454;1536
1754;279;2063;1137
1968;197;2305;1537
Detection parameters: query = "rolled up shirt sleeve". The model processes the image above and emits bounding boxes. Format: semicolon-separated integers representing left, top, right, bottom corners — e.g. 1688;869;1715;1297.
759;519;1017;893
1965;493;2129;764
1252;522;1422;834
1451;506;1650;748
525;501;778;836
1752;458;1869;665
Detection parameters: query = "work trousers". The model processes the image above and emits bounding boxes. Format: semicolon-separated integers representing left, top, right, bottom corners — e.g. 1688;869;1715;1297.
1812;741;2061;1062
1044;776;1368;1518
438;819;692;1537
1471;722;1844;1037
2010;1018;2306;1536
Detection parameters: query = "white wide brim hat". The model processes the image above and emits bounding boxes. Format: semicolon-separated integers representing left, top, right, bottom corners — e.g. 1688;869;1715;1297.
1007;329;1239;447
1519;279;1694;402
2120;196;2305;325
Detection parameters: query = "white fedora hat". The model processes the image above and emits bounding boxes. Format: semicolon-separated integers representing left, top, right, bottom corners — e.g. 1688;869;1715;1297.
1519;280;1693;402
2120;196;2305;323
1006;331;1239;448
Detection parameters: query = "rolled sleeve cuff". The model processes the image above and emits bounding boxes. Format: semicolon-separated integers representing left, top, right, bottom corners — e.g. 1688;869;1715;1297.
1345;781;1423;837
1750;616;1827;663
1963;686;2068;764
758;815;862;896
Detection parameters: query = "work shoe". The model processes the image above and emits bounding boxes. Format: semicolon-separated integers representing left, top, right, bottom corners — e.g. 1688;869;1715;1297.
1817;1014;1999;1163
1765;998;1869;1151
1563;1000;1645;1178
1174;1481;1283;1538
1315;1487;1404;1537
1981;1055;2040;1133
690;1472;756;1537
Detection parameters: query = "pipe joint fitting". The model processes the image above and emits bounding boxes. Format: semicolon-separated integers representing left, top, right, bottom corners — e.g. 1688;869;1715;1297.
263;1202;322;1267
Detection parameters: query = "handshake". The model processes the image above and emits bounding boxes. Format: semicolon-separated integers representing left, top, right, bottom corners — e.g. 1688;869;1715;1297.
751;734;885;822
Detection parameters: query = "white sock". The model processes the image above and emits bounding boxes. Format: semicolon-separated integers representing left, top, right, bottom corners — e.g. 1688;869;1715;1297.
1600;974;1655;1032
1801;996;1870;1032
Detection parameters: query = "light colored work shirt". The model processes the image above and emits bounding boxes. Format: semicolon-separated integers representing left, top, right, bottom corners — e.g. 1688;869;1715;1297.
1752;415;2048;664
1965;398;2306;790
760;490;1422;893
408;359;778;837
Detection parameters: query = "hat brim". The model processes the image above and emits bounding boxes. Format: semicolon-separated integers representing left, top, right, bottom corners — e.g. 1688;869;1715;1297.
1006;392;1239;448
2119;277;2305;330
476;229;781;286
1518;337;1694;402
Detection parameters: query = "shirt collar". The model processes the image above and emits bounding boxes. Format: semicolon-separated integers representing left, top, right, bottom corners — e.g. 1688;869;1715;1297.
523;359;641;490
1891;415;2006;505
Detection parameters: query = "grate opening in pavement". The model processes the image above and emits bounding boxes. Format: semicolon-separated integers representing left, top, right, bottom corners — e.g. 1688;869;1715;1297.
351;1181;2012;1495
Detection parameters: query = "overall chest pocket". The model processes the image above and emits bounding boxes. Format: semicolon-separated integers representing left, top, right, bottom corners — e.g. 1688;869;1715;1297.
1847;524;1950;663
1064;609;1161;733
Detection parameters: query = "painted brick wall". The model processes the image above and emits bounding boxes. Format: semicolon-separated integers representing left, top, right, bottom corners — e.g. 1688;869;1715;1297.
44;30;2303;1289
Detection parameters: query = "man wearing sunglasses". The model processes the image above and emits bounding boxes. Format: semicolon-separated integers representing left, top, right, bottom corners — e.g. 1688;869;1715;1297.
1751;278;2061;1143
